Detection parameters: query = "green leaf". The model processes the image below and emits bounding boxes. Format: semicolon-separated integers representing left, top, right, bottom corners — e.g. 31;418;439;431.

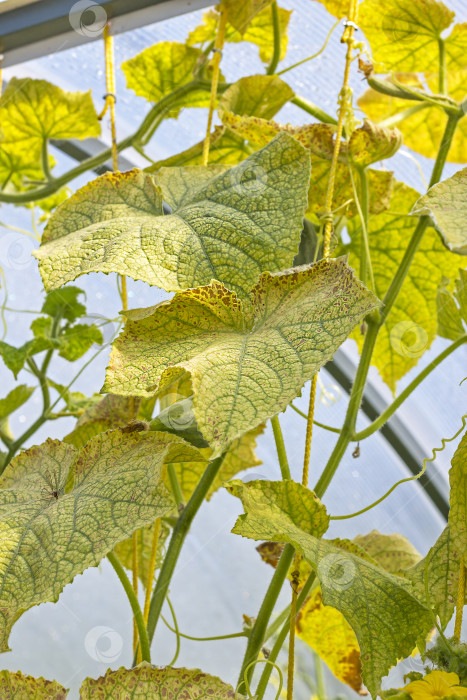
346;182;462;392
103;259;379;456
228;480;433;697
412;168;467;255
218;75;295;122
358;73;467;163
57;323;103;362
0;338;51;378
34;134;311;301
42;286;87;323
406;526;461;629
188;5;292;64
218;113;397;216
121;42;215;116
47;381;103;416
449;429;467;558
0;385;35;422
353;530;422;574
0;78;100;165
0;149;46;191
0;429;205;651
359;0;455;73
0;669;68;699
79;663;240;699
64;394;140;448
436;275;466;341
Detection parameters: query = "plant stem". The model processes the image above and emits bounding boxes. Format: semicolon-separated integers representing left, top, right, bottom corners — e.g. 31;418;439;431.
454;556;465;640
277;20;340;77
255;572;316;699
291;96;337;124
145;453;226;647
267;1;281;75
107;551;151;663
167;463;185;509
290;404;341;433
378;103;430;128
313;649;326;700
236;543;295;694
0;81;203;204
354;335;467;441
271;415;292;479
438;38;447;95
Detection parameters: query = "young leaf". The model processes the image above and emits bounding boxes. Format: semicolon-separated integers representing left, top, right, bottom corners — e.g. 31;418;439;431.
122;42;217;115
34;134;311;300
42;286;87;323
358;73;467;163
0;78;100;165
57;323;103;362
449;429;467;558
103;259;379;456
359;0;455;73
64;394;141;448
187;5;292;64
412;167;467;255
79;663;239;698
0;338;52;379
346;182;462;392
0;385;35;422
227;480;433;698
0;430;205;651
0;669;68;699
406;526;461;629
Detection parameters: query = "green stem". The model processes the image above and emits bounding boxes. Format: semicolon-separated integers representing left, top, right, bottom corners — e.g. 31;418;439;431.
313;649;326;700
438;38;447;95
0;81;203;204
378;103;431;128
41;140;53;182
236;543;295;694
266;1;281;75
290;403;340;434
277;20;340;77
354;165;375;291
271;415;292;479
145;453;226;647
167;463;185;509
161;614;246;642
291;96;337;125
107;551;151;663
353;335;467;441
255;572;316;699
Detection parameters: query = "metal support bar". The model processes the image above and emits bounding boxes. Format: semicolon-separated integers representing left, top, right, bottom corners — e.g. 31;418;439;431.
0;0;212;68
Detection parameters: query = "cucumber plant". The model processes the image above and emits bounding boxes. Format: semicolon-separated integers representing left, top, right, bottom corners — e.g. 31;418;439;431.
0;0;466;697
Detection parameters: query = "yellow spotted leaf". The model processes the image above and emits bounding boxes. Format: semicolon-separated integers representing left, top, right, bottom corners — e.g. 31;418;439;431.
34;134;311;301
0;430;204;651
449;430;467;558
354;531;421;573
0;669;68;699
64;394;140;448
79;664;240;698
103;259;379;455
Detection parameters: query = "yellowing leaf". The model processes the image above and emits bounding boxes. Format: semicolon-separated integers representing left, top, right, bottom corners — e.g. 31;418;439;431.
103;259;379;455
412;167;467;255
0;385;34;422
114;520;171;589
222;0;272;34
359;0;455;73
218;75;295;122
228;479;433;698
353;530;422;573
436;274;466;341
34;134;311;300
347;182;462;392
0;669;68;699
188;5;292;64
406;526;462;628
296;588;364;693
0;430;204;650
449;430;467;558
311;0;354;19
358;73;467;163
218;110;397;216
64;394;140;448
0;78;100;166
79;664;239;699
121;42;215;115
